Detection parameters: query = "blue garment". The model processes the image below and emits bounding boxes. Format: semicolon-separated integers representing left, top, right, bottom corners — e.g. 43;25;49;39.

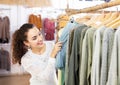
55;21;80;69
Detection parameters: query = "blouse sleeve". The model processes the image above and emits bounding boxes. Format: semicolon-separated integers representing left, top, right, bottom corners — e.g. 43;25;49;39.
21;56;56;81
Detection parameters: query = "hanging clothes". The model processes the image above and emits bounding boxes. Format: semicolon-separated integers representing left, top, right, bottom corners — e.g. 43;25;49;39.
100;28;115;85
106;27;120;85
80;27;96;85
43;18;55;40
65;26;89;85
65;24;87;85
55;21;79;69
56;21;80;85
65;27;75;85
2;16;10;43
28;14;42;29
91;26;106;85
0;16;10;43
0;48;11;71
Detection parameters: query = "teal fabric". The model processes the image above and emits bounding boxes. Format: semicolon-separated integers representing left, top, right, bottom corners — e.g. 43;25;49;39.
55;21;79;69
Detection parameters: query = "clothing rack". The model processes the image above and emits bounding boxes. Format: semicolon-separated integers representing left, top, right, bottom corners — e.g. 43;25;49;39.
66;0;120;15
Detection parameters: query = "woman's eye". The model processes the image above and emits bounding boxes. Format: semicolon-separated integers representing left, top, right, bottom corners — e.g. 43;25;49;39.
33;38;36;40
32;36;37;40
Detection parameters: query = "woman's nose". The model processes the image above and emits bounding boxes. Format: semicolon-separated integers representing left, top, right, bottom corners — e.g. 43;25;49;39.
38;35;43;41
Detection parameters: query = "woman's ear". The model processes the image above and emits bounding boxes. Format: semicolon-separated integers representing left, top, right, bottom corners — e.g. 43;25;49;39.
23;41;30;47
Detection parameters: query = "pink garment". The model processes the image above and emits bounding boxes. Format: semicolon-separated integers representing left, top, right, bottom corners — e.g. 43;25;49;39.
44;18;55;40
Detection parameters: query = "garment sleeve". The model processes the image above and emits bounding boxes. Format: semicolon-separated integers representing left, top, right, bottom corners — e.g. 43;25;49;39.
21;56;56;81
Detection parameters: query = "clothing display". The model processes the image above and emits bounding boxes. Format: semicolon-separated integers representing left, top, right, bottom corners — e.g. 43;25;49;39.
79;27;96;85
0;16;10;43
21;41;58;85
28;14;42;30
0;48;11;71
66;24;87;85
43;18;55;40
56;12;120;85
55;21;79;70
100;28;115;85
106;27;120;85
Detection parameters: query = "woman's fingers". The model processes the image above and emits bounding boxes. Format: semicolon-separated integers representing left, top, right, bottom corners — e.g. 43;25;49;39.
55;41;63;51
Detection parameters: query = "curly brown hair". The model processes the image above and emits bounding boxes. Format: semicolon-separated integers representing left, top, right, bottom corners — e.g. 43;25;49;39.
12;23;35;64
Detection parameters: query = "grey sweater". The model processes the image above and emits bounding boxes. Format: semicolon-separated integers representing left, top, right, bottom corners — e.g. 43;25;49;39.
100;28;115;85
91;26;106;85
106;27;120;85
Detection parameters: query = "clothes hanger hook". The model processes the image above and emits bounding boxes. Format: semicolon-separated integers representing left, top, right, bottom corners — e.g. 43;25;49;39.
116;7;118;12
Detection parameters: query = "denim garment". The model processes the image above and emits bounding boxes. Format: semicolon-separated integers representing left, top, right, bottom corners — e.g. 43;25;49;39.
55;21;79;69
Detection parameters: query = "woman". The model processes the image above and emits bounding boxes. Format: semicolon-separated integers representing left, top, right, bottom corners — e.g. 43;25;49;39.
11;23;62;85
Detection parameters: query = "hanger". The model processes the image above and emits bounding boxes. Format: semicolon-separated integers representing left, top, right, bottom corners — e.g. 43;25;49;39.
105;13;119;26
84;14;98;26
99;12;112;25
84;12;106;28
104;12;112;20
109;12;120;29
95;7;119;28
105;7;120;28
75;14;92;24
93;11;106;28
110;19;120;29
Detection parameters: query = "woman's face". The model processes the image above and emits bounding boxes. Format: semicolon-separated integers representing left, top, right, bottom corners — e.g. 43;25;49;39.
24;27;44;49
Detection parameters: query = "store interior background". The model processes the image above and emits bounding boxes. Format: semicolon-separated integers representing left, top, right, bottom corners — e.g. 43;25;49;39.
0;0;119;76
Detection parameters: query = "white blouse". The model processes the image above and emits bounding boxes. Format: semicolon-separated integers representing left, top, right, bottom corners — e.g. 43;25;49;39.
21;41;58;85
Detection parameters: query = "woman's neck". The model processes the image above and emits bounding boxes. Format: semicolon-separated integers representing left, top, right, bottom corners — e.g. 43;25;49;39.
31;43;46;55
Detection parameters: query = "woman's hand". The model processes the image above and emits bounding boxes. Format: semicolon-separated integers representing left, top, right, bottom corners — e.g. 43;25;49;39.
50;41;63;58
